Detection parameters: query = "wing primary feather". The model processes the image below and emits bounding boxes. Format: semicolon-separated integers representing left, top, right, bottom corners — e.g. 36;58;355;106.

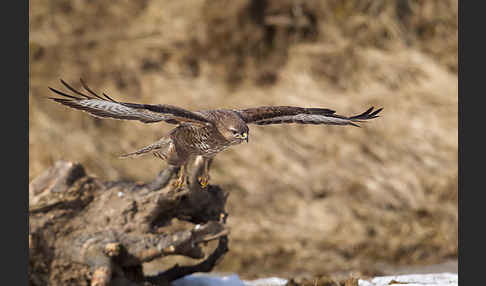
349;106;383;120
349;106;373;119
369;107;383;117
79;78;108;101
102;92;117;102
77;78;118;102
48;87;83;100
60;79;92;99
48;79;214;126
250;106;382;126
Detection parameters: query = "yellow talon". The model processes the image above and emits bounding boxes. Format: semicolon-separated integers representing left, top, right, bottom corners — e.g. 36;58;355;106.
197;158;211;189
172;166;186;189
198;176;209;188
172;178;184;189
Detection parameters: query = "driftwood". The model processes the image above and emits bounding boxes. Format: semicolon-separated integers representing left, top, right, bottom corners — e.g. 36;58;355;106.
29;158;229;286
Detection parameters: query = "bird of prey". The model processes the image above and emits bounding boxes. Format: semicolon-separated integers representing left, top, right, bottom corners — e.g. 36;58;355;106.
48;79;382;188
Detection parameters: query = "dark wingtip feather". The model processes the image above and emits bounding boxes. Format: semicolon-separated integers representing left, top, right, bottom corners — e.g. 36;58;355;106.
48;97;74;104
102;92;117;102
350;106;384;120
60;79;92;99
48;87;82;100
79;78;111;101
59;78;68;86
370;107;383;117
350;107;373;120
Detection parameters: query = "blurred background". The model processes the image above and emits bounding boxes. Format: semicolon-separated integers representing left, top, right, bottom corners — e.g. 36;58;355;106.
29;0;457;279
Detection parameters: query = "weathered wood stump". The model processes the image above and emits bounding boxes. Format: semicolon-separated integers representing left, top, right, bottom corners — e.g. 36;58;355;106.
29;159;229;286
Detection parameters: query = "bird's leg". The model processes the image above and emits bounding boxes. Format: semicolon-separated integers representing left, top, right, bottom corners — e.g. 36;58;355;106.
172;165;186;189
197;158;211;189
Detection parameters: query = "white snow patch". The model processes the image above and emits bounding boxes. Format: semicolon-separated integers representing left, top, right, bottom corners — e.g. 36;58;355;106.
172;273;457;286
358;273;458;286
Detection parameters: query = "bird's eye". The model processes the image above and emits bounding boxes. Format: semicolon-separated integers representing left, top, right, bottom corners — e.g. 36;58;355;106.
230;129;238;135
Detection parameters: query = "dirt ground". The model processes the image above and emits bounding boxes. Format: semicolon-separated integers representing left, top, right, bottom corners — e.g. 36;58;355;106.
29;0;457;280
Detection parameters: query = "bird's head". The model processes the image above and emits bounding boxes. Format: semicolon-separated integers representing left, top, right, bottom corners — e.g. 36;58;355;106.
212;111;249;144
227;124;249;144
218;119;249;144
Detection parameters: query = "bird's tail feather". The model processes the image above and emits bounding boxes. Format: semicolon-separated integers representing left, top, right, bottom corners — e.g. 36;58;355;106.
119;138;171;159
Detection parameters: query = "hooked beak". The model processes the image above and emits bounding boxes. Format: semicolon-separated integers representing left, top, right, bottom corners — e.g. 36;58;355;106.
241;132;248;143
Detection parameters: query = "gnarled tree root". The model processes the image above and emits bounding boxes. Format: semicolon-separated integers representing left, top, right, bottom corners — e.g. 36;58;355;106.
29;159;230;286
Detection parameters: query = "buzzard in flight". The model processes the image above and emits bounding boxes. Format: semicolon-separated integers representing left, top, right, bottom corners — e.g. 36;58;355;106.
49;79;382;188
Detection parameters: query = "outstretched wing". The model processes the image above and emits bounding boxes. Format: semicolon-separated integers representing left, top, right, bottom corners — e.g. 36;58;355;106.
48;79;213;126
234;106;382;127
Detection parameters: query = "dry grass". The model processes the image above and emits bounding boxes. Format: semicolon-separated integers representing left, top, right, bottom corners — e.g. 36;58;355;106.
29;0;457;279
